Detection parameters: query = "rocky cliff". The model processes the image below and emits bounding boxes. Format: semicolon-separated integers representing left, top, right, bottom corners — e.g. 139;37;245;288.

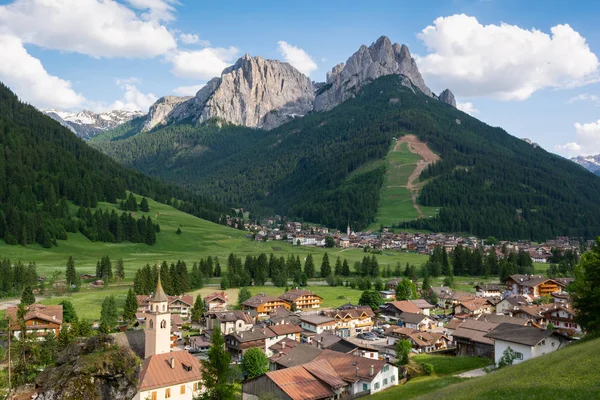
315;36;456;111
35;335;141;400
143;54;315;131
439;88;456;107
142;95;192;131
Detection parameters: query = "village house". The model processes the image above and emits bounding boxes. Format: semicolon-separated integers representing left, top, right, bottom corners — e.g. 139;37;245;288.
225;323;302;359
454;298;494;317
495;295;530;315
137;294;194;320
5;304;63;340
452;319;498;358
379;290;396;300
322;305;375;337
299;315;337;341
242;293;291;318
379;300;422;320
171;314;184;339
485;323;571;365
267;307;301;326
397;312;436;331
203;291;228;311
475;283;503;298
409;299;435;316
243;350;399;399
269;339;324;370
278;288;323;309
505;274;565;298
512;303;554;325
542;305;582;335
134;272;202;400
204;310;254;334
385;326;451;353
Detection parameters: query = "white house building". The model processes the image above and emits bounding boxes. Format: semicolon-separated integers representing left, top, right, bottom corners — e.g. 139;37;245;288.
134;271;203;400
485;323;570;366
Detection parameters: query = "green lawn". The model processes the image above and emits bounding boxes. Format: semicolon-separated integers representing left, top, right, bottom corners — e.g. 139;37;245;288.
371;141;438;229
413;337;600;400
369;355;491;399
0;194;427;282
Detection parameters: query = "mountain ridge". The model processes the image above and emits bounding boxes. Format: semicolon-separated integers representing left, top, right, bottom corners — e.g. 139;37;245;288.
42;108;145;140
571;154;600;175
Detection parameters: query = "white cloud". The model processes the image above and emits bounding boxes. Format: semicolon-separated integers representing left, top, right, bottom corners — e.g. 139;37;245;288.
567;93;600;105
456;101;479;115
416;14;599;100
277;41;318;76
178;33;211;47
169;47;239;80
0;34;85;110
172;84;205;96
0;0;177;58
556;120;600;157
108;79;158;112
125;0;178;22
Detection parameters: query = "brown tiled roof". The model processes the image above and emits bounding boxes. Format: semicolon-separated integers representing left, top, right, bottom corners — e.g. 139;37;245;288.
445;318;463;330
323;305;375;319
227;328;275;343
385;301;421;314
316;350;386;382
242;293;283;308
204;291;228;303
507;274;563;288
476;314;531;325
269;323;302;336
171;314;184;326
299;315;336;326
484;323;561;346
452;320;498;346
5;304;63;326
399;312;428;324
410;299;434;309
302;359;347;389
169;295;194;307
210;310;253;324
279;289;322;302
265;364;334;400
458;297;491;311
270;343;323;368
138;351;202;391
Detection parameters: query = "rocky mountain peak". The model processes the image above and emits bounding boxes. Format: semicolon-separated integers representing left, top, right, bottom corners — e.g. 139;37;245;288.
439;89;456;107
314;35;436;111
43;108;145;140
143;54;315;131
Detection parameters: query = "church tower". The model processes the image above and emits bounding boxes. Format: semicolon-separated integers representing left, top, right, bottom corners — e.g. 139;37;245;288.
145;268;171;358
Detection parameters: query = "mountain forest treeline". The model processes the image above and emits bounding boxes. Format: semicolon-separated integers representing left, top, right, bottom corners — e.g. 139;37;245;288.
0;83;231;247
91;76;600;240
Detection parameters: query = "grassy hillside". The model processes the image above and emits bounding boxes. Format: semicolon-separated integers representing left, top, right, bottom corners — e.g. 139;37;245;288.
371;140;438;229
0;193;427;280
91;75;600;240
411;338;600;400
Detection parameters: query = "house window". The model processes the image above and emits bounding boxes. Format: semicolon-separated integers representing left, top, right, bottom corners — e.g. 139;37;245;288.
391;375;396;382
363;383;368;391
165;388;171;398
151;392;157;400
194;382;200;391
383;365;389;372
383;378;388;386
552;342;555;347
374;382;380;390
515;352;524;360
180;385;185;394
149;320;154;329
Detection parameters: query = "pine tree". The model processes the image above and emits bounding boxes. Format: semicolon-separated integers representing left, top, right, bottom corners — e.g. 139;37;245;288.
115;259;125;283
140;197;150;212
191;295;204;322
20;286;35;305
335;257;342;276
342;258;351;276
65;256;81;291
214;257;221;277
198;326;235;400
304;254;315;278
100;295;119;328
60;300;78;323
123;288;138;323
320;253;331;278
238;287;252;308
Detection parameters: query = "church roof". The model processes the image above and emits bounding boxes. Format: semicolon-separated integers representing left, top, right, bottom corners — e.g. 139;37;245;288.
138;351;202;391
150;269;168;303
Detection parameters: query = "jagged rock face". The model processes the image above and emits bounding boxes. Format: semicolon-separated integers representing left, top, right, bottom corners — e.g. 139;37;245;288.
315;36;434;111
35;335;141;400
144;55;315;131
43;109;145;140
142;95;192;131
439;89;456;107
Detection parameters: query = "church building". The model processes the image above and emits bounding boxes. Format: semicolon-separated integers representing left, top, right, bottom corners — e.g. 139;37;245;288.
134;271;203;400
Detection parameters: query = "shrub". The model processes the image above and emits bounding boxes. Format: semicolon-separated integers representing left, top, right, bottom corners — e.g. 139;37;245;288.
423;363;434;375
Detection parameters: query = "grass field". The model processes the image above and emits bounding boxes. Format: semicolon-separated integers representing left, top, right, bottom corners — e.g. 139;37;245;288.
371;142;438;229
369;355;492;399
413;337;600;400
0;194;427;281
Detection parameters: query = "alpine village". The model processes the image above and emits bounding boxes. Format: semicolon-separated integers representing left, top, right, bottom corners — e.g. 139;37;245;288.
1;2;600;400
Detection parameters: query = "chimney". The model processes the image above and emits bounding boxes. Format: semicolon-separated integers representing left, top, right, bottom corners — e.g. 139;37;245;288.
282;341;286;349
370;365;374;376
170;356;175;369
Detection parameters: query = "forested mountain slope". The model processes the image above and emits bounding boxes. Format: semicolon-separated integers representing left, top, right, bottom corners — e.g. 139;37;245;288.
91;75;600;240
0;83;229;247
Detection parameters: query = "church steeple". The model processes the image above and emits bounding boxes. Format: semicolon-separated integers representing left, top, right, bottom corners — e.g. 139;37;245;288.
145;264;171;358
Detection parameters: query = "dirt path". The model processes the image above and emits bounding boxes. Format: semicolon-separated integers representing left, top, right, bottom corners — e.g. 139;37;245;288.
395;134;439;217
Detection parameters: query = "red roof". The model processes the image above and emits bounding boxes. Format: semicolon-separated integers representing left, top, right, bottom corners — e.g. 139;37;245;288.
138;351;202;391
266;364;334;400
5;304;63;327
386;301;421;314
269;323;302;336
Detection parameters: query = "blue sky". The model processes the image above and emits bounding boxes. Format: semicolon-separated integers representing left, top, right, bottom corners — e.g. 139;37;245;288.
0;0;599;157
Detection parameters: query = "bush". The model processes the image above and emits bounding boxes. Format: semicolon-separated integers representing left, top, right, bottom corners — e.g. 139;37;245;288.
423;363;434;376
